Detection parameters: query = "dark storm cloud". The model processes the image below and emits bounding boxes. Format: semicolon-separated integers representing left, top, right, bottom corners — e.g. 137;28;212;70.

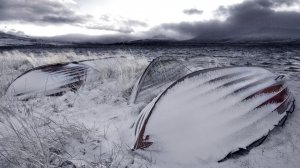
183;8;203;15
151;0;300;40
0;0;90;24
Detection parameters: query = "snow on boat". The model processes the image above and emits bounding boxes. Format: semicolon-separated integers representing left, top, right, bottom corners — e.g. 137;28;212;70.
129;56;192;105
5;57;128;100
6;62;92;100
133;66;295;162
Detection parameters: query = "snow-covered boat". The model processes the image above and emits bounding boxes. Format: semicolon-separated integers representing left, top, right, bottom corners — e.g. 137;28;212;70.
6;62;91;100
129;56;192;105
7;56;192;101
133;66;295;162
5;57;129;100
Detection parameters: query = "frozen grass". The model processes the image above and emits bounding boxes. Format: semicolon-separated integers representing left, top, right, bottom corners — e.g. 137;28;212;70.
0;51;33;96
0;105;89;168
0;100;151;168
0;50;150;168
0;49;299;168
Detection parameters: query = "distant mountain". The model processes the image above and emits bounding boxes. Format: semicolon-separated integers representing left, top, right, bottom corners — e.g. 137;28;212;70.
0;32;71;48
126;38;177;45
188;27;300;44
46;34;137;44
1;28;300;48
0;32;37;46
45;33;179;46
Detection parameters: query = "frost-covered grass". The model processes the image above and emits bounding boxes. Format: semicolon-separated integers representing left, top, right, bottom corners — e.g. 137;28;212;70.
0;100;151;168
0;106;90;168
0;50;150;168
0;49;299;168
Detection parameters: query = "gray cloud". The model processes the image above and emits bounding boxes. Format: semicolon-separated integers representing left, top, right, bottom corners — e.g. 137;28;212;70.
183;8;203;15
123;19;148;27
0;0;90;24
151;0;300;40
86;17;147;33
86;25;134;34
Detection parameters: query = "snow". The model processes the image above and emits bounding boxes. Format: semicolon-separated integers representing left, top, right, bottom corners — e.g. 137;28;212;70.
0;49;299;168
6;63;90;99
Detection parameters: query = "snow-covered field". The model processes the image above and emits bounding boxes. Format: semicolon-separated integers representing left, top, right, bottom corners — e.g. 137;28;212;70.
0;47;299;168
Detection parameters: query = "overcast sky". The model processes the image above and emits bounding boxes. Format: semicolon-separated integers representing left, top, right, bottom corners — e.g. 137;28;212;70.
0;0;300;41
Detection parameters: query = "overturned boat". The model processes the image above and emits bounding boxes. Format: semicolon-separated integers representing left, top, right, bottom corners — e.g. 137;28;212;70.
133;66;295;162
5;57;129;100
7;56;192;101
6;62;92;100
129;56;192;105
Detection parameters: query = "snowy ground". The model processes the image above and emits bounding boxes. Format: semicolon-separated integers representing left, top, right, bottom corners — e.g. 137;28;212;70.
0;49;299;168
